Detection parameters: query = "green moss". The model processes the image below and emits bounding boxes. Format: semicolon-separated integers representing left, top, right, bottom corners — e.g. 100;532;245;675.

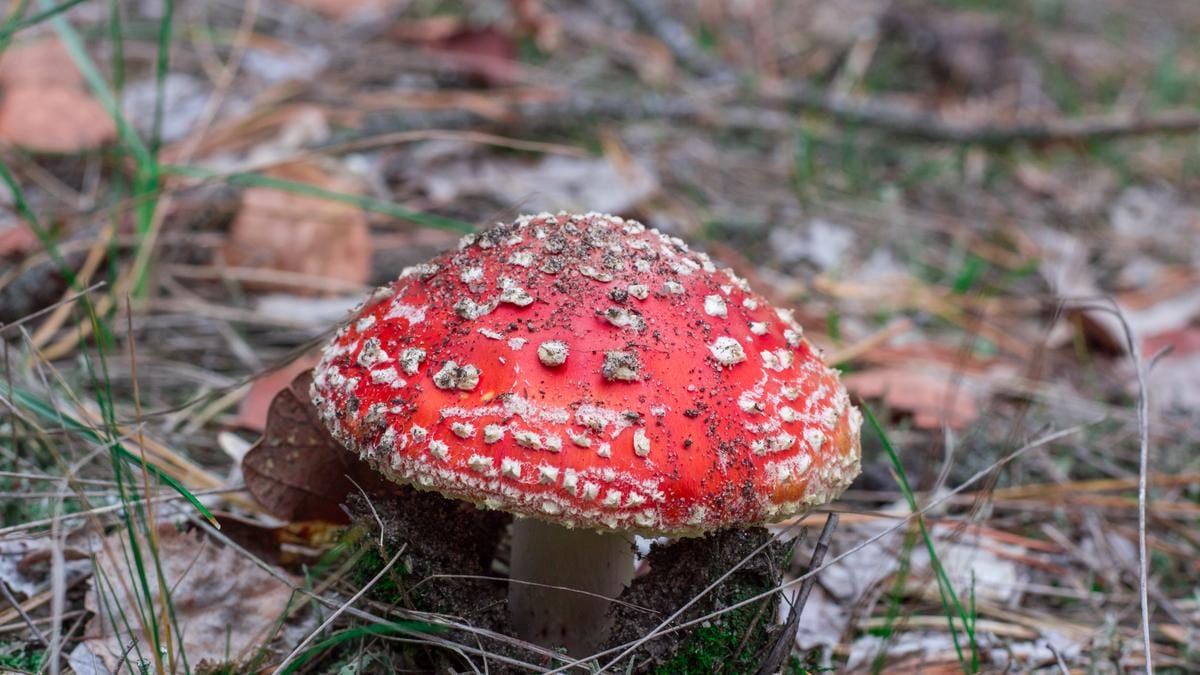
655;595;774;675
345;538;411;608
0;641;47;673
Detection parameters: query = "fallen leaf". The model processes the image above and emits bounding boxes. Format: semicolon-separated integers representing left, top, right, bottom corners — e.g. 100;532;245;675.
222;162;372;294
242;369;388;522
211;511;342;567
235;356;321;432
83;524;296;672
0;38;82;88
0;220;37;257
1144;326;1200;411
393;21;521;86
844;367;979;429
0;86;116;153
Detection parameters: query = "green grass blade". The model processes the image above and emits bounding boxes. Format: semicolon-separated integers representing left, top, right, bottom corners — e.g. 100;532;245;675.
150;0;174;156
863;406;979;673
0;0;86;40
278;622;441;675
6;386;218;525
39;0;152;167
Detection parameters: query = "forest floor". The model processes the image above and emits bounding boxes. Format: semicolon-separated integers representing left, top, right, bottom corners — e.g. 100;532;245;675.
2;0;1200;672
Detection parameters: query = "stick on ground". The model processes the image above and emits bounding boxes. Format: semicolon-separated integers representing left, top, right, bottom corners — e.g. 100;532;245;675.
756;512;839;675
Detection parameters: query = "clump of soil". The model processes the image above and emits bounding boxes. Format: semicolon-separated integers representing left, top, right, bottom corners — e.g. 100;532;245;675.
605;528;790;673
345;488;510;624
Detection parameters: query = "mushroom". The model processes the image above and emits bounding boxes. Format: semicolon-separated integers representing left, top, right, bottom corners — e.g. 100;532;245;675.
310;212;862;656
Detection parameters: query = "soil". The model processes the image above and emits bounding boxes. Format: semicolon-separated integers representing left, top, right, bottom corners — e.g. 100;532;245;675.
346;491;792;673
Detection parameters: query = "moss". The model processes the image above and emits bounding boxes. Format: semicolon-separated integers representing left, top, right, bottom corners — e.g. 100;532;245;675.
345;536;411;607
0;641;47;673
606;529;791;673
655;591;775;675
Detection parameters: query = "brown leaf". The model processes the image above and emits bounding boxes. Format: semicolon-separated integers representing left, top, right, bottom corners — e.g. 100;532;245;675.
223;162;372;294
0;86;116;153
210;510;343;567
242;369;387;522
84;524;296;671
0;38;82;88
234;356;321;432
0;221;37;257
392;22;521;86
844;367;979;430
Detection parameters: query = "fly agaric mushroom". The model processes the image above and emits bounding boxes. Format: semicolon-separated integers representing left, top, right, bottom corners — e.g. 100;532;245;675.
310;212;861;655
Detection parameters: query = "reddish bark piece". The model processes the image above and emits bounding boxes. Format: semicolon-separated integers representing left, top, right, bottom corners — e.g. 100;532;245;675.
242;369;385;522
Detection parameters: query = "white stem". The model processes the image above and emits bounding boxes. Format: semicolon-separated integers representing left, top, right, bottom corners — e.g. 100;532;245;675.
508;518;634;656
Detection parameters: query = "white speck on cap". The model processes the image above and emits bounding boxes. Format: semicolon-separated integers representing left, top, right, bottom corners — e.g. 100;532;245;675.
483;424;505;444
432;361;481;391
501;457;522;479
468;454;493;473
633;428;650;457
562;470;579;494
704;295;727;318
537;340;569;367
709;337;746;366
398;348;426;375
356;338;389;368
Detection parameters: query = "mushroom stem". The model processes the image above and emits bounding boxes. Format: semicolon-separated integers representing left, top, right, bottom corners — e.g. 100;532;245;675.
508;518;634;656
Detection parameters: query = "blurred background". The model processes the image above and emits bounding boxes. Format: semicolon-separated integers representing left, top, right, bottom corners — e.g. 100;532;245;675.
1;0;1199;672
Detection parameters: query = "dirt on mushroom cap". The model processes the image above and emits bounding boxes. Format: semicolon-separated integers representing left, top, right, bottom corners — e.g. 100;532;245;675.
310;212;862;535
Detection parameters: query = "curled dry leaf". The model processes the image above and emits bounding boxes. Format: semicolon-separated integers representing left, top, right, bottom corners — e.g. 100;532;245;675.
222;162;372;294
242;369;387;522
83;524;295;672
844;367;979;429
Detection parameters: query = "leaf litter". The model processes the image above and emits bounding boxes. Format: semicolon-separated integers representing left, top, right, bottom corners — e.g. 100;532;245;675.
2;0;1200;672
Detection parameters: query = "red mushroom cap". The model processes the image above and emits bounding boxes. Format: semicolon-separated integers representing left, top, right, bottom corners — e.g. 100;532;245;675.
311;212;861;535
